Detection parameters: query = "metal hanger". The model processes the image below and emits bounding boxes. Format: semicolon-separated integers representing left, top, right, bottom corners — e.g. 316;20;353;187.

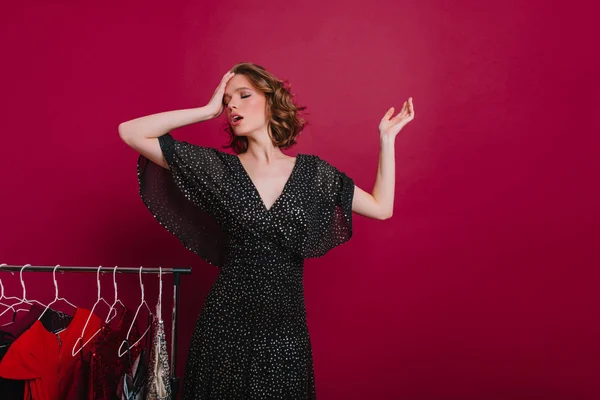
38;265;77;320
117;266;153;357
105;265;125;323
0;264;47;320
71;265;111;356
0;264;21;323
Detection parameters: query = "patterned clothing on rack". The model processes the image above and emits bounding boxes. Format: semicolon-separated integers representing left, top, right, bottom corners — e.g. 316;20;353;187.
146;302;171;399
85;306;142;400
120;345;150;400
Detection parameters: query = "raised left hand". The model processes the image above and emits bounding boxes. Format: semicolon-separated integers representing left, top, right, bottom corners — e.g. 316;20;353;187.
379;97;415;139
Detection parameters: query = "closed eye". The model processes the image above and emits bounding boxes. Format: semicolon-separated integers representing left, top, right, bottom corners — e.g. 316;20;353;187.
224;94;251;107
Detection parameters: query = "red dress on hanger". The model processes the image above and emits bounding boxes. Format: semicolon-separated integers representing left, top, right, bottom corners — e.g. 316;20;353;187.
0;307;101;400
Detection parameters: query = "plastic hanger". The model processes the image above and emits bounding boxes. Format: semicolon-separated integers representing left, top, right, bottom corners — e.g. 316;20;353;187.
71;265;111;356
0;264;47;319
38;265;77;320
105;265;125;324
117;266;153;357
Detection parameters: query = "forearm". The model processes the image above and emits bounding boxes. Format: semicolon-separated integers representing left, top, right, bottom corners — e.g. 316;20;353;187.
118;106;215;141
371;135;396;218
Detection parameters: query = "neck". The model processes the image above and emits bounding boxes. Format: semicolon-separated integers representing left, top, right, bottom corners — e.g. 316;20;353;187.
241;130;286;164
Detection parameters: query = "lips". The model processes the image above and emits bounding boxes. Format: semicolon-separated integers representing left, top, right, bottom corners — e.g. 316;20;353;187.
230;113;244;126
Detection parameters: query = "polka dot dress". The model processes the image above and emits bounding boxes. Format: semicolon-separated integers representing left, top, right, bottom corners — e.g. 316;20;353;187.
137;133;354;399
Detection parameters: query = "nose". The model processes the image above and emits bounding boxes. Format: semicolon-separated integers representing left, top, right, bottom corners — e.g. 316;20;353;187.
227;102;238;111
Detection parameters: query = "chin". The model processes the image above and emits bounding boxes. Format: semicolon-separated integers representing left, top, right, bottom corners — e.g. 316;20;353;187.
232;126;256;137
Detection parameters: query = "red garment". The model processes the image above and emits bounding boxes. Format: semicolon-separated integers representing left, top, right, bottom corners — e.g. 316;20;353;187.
0;308;101;400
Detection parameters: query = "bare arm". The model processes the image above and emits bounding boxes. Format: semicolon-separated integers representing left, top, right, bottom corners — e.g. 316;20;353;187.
118;107;215;141
352;98;415;220
118;71;236;169
118;107;215;170
352;136;396;220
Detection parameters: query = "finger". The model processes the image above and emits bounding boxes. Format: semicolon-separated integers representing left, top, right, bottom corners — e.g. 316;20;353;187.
219;75;234;90
391;103;408;121
383;107;394;120
398;101;408;115
404;100;412;113
221;71;235;84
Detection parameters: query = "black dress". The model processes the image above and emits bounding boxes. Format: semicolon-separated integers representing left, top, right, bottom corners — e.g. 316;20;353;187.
137;133;354;399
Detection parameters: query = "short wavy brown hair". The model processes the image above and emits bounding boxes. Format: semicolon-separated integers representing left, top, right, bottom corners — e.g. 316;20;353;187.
222;62;307;154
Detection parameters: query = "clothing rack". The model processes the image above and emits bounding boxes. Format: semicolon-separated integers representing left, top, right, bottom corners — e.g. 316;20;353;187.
0;264;192;398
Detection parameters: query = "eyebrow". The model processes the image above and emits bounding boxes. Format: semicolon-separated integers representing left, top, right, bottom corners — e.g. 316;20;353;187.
223;87;252;99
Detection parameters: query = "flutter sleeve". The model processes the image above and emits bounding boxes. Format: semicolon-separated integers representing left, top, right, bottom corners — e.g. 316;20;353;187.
300;155;355;258
137;133;229;267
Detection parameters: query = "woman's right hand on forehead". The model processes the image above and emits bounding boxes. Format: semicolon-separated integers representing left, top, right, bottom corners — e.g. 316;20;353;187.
205;71;235;119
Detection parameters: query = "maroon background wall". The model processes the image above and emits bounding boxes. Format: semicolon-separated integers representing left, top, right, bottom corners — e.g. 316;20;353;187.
1;1;599;399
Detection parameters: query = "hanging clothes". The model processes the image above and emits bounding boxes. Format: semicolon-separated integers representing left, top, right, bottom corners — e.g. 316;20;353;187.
119;341;150;400
0;304;74;400
145;300;171;399
0;304;45;358
0;304;74;350
117;313;153;400
0;307;101;400
85;306;142;400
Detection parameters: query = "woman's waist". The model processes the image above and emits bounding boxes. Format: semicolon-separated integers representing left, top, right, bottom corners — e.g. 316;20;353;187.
217;264;304;287
224;241;303;263
208;274;307;315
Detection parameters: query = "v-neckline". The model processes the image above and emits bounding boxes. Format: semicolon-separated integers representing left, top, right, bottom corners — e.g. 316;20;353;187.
235;153;302;213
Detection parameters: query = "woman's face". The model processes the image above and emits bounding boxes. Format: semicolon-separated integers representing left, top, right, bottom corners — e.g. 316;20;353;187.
224;74;268;137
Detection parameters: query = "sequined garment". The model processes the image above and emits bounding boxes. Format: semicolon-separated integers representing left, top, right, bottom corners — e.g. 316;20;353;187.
146;304;171;399
86;307;141;400
137;133;354;399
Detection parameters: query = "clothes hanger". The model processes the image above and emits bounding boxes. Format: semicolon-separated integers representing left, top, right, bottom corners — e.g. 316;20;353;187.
0;278;16;346
0;279;13;310
105;265;126;324
0;264;20;326
117;266;153;357
156;266;163;322
0;278;23;326
71;265;111;356
0;264;47;320
0;264;20;322
0;263;27;311
37;265;77;321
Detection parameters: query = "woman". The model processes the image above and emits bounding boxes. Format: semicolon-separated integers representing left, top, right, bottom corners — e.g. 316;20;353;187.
119;62;414;399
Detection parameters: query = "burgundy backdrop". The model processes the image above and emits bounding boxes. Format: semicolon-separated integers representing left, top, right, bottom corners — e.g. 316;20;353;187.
1;1;599;399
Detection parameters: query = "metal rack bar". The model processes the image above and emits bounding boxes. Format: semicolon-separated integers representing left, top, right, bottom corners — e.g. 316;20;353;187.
0;265;191;275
